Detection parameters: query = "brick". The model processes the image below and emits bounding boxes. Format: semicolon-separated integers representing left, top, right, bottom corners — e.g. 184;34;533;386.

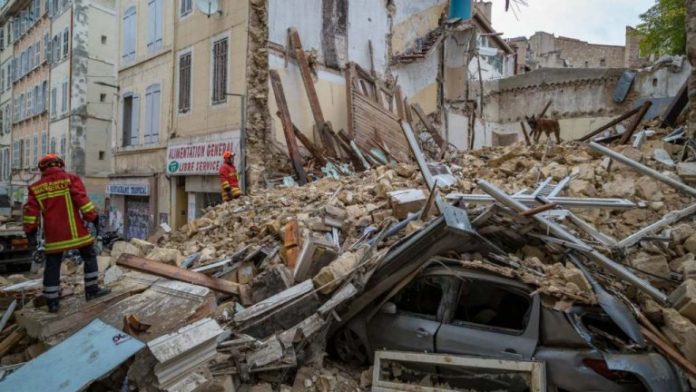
670;279;696;325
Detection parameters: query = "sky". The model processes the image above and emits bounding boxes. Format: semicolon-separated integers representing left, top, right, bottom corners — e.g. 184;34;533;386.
493;0;656;46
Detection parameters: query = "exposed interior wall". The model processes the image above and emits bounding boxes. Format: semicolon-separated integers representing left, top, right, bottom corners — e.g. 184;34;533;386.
267;54;348;150
347;0;389;75
394;53;439;113
391;0;446;55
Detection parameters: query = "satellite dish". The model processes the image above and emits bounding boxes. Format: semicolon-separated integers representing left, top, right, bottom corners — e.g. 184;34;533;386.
195;0;221;17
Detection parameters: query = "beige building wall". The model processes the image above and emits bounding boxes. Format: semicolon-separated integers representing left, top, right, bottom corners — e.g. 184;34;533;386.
172;0;248;138
113;0;173;236
0;20;12;188
10;0;50;200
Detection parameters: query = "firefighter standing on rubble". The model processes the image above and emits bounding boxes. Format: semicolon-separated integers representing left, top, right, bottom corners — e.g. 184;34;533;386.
22;154;110;313
219;150;242;202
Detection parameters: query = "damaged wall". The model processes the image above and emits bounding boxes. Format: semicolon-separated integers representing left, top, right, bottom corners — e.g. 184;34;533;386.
391;0;446;55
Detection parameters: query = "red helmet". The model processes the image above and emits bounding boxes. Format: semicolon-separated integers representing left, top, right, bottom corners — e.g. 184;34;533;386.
223;150;234;160
38;154;65;171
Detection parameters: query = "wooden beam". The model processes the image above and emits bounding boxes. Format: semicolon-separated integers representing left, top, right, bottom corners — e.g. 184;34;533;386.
661;80;688;128
520;121;531;146
642;327;696;379
0;328;24;357
619;101;652;144
117;254;249;298
288;28;337;157
269;69;309;185
394;86;405;120
345;63;356;138
538;99;553;118
411;103;446;148
283;219;301;269
289;122;326;165
577;105;642;142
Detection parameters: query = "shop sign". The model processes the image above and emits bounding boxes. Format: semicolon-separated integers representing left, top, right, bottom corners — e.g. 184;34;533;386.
166;130;242;176
106;183;150;196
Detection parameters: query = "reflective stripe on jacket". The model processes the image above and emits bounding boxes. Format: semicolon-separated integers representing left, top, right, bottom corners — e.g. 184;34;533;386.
23;167;97;254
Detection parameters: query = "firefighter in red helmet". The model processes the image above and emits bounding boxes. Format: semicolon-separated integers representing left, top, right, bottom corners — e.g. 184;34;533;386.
219;150;242;202
23;154;110;313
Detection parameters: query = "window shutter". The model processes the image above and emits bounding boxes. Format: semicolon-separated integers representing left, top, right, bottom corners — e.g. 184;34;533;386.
147;0;156;50
152;87;160;142
46;35;52;63
131;95;140;145
155;0;163;47
144;89;152;143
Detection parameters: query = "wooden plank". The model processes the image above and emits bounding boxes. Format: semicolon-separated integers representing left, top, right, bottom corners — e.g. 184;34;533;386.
291;123;327;165
117;254;247;297
641;327;696;379
345;63;356;140
352;92;410;162
234;280;314;324
289;28;337;157
619;101;652;144
147;318;223;363
283;219;301;269
269;69;308;185
317;283;357;316
0;328;24;357
661;80;688;127
577;105;642;141
520;121;531;146
538;99;553;118
411;103;446;148
0;299;17;333
394;86;405;120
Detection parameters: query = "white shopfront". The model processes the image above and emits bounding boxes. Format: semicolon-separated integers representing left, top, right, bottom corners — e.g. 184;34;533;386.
166;130;244;228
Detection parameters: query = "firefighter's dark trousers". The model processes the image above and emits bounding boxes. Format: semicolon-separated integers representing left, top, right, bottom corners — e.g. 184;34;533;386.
43;245;99;301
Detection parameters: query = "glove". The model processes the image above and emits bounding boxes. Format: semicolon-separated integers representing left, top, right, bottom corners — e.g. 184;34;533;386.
26;231;37;247
92;216;100;236
225;188;234;201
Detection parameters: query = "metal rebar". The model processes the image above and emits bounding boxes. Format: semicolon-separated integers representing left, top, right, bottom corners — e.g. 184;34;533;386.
477;179;669;304
589;142;696;198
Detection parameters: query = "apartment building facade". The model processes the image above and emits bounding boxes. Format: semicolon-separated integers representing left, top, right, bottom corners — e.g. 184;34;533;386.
0;15;13;205
110;0;247;239
111;0;173;239
0;0;116;209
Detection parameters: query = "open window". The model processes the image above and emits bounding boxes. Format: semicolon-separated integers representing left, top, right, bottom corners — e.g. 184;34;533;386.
391;275;449;321
452;279;531;332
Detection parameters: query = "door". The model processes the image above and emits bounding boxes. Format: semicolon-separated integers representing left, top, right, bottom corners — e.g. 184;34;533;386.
124;197;150;240
435;277;540;360
367;275;454;354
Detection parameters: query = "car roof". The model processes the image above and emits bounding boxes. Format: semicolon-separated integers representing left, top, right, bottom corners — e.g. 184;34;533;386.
421;259;532;292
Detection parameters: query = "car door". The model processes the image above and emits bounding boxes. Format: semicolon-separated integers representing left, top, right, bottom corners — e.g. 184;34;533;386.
367;274;455;355
435;275;540;360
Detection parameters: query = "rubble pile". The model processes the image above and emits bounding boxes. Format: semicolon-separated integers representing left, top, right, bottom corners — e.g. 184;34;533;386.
3;130;696;390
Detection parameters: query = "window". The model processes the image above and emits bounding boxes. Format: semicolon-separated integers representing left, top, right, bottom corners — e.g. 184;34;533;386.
122;94;139;146
452;279;531;331
26;90;32;117
52;0;58;16
24;137;30;169
392;276;448;320
122;7;136;64
28;46;34;71
2;149;8;180
0;68;4;92
35;41;40;65
41;131;47;156
147;0;163;52
33;85;39;114
61;80;68;113
52;35;60;63
4;106;10;134
12;141;20;169
18;93;23;120
599;58;606;67
180;0;192;17
0;106;3;134
44;32;49;63
62;27;69;58
100;93;106;102
144;83;160;144
98;151;105;160
59;134;66;157
211;37;228;104
5;62;10;87
101;35;106;44
41;80;47;112
50;87;56;117
178;52;191;113
50;136;56;153
32;134;38;167
0;28;4;51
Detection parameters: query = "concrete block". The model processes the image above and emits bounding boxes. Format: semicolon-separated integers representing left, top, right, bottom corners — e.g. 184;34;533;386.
670;279;696;325
388;189;426;219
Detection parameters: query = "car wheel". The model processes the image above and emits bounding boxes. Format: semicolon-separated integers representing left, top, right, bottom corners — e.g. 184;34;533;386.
332;328;370;365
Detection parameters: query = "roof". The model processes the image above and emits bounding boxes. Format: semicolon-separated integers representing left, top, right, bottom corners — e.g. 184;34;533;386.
472;12;514;54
